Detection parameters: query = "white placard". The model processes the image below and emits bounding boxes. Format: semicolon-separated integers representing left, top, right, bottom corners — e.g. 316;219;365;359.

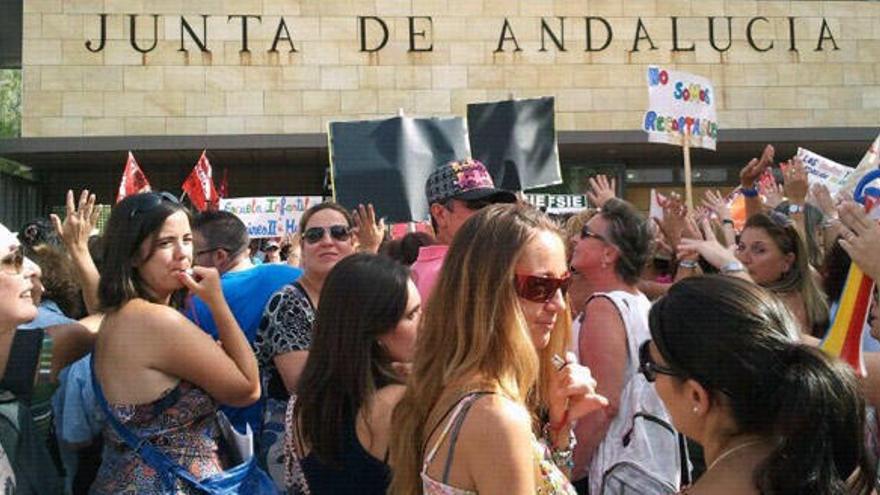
795;148;854;197
643;66;718;151
219;196;324;238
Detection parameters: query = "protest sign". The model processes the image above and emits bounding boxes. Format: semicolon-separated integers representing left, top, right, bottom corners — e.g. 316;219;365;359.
795;148;854;197
643;66;718;151
524;194;589;214
841;131;880;196
468;97;562;191
219;196;324;238
643;66;718;209
329;115;470;223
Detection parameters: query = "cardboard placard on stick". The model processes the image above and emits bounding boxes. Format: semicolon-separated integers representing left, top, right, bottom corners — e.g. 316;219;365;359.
329;115;470;223
643;66;719;210
467;96;562;191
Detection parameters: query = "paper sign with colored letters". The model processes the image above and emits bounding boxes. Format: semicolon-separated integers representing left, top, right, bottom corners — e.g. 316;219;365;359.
794;148;855;198
643;66;718;151
219;196;324;239
329;116;470;223
467;97;562;191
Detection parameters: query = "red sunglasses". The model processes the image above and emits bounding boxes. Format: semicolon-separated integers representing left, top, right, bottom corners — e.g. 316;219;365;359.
514;273;572;303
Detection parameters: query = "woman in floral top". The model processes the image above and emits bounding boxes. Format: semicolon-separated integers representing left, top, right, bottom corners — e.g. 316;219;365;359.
390;204;608;494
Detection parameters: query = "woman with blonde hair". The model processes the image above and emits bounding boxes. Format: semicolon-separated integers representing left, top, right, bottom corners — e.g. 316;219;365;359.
389;203;607;494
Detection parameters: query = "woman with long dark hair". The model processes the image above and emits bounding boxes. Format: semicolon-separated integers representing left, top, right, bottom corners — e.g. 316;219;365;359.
644;276;875;495
284;253;420;493
90;192;260;493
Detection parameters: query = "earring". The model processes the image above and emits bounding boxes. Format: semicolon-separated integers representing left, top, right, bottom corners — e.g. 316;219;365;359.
692;406;699;414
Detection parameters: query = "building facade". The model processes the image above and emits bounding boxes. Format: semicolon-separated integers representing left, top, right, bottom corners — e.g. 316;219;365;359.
3;0;880;212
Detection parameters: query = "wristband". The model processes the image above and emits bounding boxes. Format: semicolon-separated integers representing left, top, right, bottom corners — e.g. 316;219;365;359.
722;218;734;227
678;259;698;269
720;260;746;274
740;186;759;198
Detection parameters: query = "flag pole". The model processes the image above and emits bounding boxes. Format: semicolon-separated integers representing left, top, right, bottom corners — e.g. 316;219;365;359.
682;128;694;210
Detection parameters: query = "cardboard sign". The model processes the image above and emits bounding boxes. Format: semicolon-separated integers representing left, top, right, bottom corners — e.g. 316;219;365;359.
468;97;562;190
329;116;470;223
219;196;324;238
795;148;855;197
524;194;589;214
841;131;880;196
643;66;718;151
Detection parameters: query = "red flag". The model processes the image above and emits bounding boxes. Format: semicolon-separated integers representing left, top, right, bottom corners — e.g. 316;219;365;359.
218;168;228;199
182;151;218;212
116;151;152;203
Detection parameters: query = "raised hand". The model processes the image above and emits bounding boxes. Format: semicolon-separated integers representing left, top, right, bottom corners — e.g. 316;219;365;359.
586;175;616;208
352;203;385;254
702;189;731;221
782;157;809;206
740;144;774;188
50;189;99;252
837;201;880;281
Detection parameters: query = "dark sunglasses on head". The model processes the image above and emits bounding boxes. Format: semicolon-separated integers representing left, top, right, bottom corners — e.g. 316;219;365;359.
638;341;683;382
129;191;180;220
581;224;609;243
302;225;352;244
514;273;572;303
0;248;24;275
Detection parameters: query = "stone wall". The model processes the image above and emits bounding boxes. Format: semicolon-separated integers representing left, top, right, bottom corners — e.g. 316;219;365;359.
19;0;880;137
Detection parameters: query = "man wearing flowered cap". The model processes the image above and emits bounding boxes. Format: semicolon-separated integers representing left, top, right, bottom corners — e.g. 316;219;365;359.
411;158;516;301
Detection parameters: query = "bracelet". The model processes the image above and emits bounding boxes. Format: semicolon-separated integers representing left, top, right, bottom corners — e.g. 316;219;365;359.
720;260;746;274
678;259;698;269
740;186;759;198
542;420;576;472
722;218;735;226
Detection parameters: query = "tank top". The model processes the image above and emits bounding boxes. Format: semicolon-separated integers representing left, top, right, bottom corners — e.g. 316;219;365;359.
421;392;577;495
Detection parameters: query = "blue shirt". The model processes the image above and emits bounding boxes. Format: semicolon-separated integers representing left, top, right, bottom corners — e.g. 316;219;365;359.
184;263;302;433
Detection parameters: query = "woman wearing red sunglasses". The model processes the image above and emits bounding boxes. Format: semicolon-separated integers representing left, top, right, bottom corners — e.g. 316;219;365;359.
389;203;607;495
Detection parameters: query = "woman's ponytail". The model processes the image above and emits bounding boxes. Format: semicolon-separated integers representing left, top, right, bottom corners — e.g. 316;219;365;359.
756;344;876;495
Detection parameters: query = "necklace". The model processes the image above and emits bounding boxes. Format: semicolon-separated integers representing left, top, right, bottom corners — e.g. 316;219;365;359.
706;440;763;472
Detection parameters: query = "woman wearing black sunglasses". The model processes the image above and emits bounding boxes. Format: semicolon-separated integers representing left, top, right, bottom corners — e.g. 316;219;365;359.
255;201;356;485
567;198;683;493
390;203;607;495
644;275;875;495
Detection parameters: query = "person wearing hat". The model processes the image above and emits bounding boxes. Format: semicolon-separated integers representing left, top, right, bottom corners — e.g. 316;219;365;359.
411;158;516;302
263;239;282;264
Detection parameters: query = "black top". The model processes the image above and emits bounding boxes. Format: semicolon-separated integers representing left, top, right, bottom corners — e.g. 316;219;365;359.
299;411;390;495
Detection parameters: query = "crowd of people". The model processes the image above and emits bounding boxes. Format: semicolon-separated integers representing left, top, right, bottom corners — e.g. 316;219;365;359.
0;148;878;494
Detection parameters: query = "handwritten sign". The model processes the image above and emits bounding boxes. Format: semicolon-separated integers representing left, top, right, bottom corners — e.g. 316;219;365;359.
525;194;590;214
795;148;854;197
643;66;718;151
219;196;324;238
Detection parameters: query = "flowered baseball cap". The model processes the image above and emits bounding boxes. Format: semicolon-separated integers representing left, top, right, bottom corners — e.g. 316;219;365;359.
425;158;517;205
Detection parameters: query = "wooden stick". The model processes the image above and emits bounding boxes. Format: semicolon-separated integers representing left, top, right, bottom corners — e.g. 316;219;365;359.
682;129;694;210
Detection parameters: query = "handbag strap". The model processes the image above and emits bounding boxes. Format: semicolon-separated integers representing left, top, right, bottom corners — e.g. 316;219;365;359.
89;355;208;491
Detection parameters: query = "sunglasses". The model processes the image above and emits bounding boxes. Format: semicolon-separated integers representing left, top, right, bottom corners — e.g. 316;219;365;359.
303;225;352;244
581;224;610;243
0;249;24;275
514;273;572;303
638;341;683;382
129;191;180;220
